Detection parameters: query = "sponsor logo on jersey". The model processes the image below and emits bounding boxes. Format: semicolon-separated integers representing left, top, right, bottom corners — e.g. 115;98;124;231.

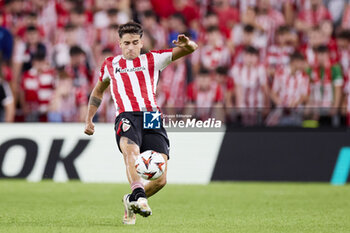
115;67;146;73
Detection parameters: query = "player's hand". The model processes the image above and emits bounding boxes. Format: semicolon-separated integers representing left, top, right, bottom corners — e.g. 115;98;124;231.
84;121;95;135
172;34;190;47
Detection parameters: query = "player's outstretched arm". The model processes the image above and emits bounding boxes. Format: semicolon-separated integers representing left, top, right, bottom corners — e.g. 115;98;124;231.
172;34;198;61
84;80;110;135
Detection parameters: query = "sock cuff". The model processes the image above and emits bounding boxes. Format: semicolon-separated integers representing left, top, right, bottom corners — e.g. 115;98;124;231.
131;181;144;191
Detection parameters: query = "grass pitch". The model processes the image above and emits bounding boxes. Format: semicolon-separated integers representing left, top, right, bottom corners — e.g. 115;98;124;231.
0;181;349;233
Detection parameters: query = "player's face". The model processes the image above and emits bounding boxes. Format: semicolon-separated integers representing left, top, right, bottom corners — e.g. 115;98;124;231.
119;33;143;60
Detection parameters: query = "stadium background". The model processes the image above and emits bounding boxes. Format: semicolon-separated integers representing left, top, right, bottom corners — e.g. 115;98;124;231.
1;0;350;232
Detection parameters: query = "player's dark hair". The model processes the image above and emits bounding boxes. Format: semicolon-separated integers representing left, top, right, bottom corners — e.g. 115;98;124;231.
206;25;220;33
244;46;259;55
315;45;329;53
290;51;305;61
118;21;143;38
107;8;119;16
69;45;85;56
243;24;255;33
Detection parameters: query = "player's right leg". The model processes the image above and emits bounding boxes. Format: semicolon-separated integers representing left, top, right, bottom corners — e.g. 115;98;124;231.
119;136;152;218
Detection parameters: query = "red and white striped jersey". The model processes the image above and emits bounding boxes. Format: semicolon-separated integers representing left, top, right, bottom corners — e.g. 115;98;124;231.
99;49;173;116
272;67;310;107
197;44;231;71
186;79;223;120
230;64;268;108
342;5;350;29
21;68;56;114
256;9;285;45
297;5;332;27
267;44;295;68
158;61;187;108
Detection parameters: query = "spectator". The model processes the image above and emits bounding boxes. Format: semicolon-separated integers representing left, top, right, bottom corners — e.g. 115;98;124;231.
95;24;121;60
230;46;269;125
295;0;332;34
232;24;266;65
52;23;77;67
342;0;350;29
141;10;167;49
69;6;95;47
267;52;310;126
255;0;286;45
157;58;188;111
53;23;95;70
93;0;129;29
173;0;200;30
26;0;58;43
12;25;47;99
323;0;347;26
0;13;14;62
19;52;56;122
150;0;176;19
15;12;45;38
266;25;297;79
65;45;92;92
167;13;197;47
194;26;230;72
48;68;87;122
1;0;25;32
55;0;76;28
132;0;153;23
185;67;224;121
0;54;15;122
214;66;235;122
13;25;46;73
307;45;343;125
212;0;239;33
200;11;220;42
300;26;323;66
336;30;350;74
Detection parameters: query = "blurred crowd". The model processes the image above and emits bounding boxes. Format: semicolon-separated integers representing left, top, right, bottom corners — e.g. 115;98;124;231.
1;0;350;127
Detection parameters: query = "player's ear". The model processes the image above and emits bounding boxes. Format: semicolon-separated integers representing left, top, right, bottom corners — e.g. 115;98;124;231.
140;38;144;48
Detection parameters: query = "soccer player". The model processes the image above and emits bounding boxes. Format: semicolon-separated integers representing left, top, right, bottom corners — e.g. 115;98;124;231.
84;22;198;224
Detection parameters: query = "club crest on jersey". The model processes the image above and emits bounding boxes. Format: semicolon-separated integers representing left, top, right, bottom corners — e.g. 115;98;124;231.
121;118;131;132
115;67;146;73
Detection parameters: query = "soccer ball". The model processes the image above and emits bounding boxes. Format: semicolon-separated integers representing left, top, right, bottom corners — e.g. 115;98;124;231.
135;150;166;180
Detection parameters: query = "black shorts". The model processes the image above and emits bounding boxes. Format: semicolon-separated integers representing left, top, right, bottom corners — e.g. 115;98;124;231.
114;111;170;158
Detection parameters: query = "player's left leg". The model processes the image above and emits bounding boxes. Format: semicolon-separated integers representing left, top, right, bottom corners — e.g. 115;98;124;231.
145;153;168;197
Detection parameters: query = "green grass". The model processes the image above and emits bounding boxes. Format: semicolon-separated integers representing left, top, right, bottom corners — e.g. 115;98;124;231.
0;181;349;233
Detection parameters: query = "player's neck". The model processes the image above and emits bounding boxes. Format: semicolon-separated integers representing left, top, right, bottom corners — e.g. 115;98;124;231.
121;55;140;60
